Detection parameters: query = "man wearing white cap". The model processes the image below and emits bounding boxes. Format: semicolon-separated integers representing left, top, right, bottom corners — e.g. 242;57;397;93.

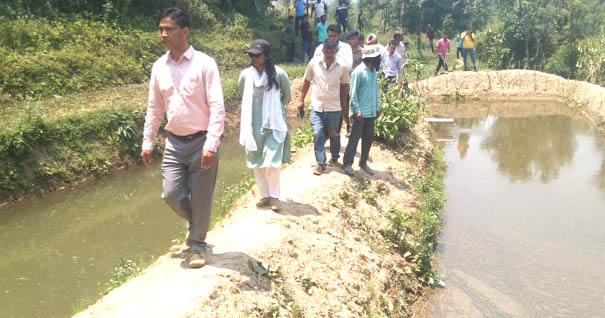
342;45;381;176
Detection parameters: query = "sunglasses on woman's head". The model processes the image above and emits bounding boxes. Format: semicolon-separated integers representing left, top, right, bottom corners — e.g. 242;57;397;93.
248;53;262;58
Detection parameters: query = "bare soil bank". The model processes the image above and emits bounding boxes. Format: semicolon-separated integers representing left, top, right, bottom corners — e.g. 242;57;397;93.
74;118;437;317
411;70;605;131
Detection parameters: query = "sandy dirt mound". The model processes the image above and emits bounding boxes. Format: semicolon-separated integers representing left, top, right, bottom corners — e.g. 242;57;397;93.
74;120;435;317
411;70;605;131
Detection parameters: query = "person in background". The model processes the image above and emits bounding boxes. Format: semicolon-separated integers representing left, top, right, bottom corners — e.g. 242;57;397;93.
366;32;377;45
343;45;381;176
141;8;225;269
455;31;463;59
313;24;353;70
426;24;435;51
461;26;477;71
294;0;306;36
300;13;314;63
394;31;406;59
394;31;408;81
317;14;328;46
313;0;327;26
281;16;296;63
381;40;403;86
403;41;411;88
346;29;362;138
403;41;411;58
297;39;350;175
238;39;292;212
357;9;364;31
366;33;386;54
434;32;451;76
335;0;349;33
347;30;363;70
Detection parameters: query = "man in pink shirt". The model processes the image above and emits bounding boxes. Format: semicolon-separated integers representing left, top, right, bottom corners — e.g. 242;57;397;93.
434;32;451;76
141;8;225;268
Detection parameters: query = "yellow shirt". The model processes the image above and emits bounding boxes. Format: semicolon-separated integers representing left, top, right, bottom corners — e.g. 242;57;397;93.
461;32;475;48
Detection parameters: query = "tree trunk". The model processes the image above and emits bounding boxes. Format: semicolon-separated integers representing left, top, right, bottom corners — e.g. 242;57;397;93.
399;1;405;30
524;34;530;69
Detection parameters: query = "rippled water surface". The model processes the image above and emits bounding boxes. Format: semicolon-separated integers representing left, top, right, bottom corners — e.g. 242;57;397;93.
425;101;605;317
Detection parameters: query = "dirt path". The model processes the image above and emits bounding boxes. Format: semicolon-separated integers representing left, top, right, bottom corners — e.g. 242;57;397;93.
74;117;435;317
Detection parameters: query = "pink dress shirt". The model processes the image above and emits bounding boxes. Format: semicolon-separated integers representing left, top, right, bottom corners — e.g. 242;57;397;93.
435;38;451;57
142;45;225;152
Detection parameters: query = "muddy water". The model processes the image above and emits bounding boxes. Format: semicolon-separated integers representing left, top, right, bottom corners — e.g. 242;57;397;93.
425;101;605;317
0;119;303;318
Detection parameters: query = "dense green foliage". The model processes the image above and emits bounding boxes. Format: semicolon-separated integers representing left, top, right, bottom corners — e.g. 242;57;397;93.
0;16;161;102
0;0;290;103
410;150;445;285
358;0;605;86
375;85;428;145
0;104;146;201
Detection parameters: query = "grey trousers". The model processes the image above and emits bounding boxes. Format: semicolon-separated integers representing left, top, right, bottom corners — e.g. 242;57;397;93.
161;133;219;252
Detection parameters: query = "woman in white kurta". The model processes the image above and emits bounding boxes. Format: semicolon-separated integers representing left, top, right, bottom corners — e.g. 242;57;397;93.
239;39;291;211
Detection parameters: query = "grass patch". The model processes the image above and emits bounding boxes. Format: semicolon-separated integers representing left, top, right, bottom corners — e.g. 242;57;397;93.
246;263;305;318
409;149;445;286
102;257;141;295
0;104;148;201
210;176;256;227
375;85;428;146
291;122;313;151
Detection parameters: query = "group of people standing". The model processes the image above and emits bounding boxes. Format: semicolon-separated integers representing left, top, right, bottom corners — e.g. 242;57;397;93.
141;6;387;268
284;0;350;63
142;6;478;269
429;25;478;75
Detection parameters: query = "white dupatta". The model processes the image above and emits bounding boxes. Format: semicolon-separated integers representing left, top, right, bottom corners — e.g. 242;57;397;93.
239;66;287;151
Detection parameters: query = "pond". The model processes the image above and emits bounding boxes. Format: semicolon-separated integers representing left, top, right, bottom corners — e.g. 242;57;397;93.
0;117;304;318
424;100;605;317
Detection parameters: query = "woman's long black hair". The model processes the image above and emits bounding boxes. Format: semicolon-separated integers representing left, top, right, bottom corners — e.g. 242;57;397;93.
263;54;280;91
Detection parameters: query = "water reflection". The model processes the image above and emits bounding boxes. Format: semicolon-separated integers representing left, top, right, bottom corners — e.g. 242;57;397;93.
480;115;577;183
425;102;605;317
592;136;605;190
456;133;469;158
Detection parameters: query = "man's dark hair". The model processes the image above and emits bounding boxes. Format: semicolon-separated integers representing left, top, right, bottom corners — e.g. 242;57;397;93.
288;15;294;20
327;24;340;33
388;40;397;46
159;8;191;28
303;13;309;18
323;38;339;50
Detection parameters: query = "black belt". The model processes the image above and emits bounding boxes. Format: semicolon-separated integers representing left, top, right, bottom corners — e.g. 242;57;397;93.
169;130;207;141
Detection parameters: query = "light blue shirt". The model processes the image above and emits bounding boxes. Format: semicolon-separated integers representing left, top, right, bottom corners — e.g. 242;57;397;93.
295;0;306;16
349;63;379;118
317;22;327;43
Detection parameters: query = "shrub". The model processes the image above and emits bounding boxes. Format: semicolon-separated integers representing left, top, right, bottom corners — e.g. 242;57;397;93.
476;22;512;69
0;105;147;201
577;32;605;86
544;44;579;80
375;86;427;145
0;16;162;102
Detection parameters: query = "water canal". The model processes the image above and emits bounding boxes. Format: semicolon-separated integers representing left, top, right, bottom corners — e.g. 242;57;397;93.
425;100;605;317
0;119;304;318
